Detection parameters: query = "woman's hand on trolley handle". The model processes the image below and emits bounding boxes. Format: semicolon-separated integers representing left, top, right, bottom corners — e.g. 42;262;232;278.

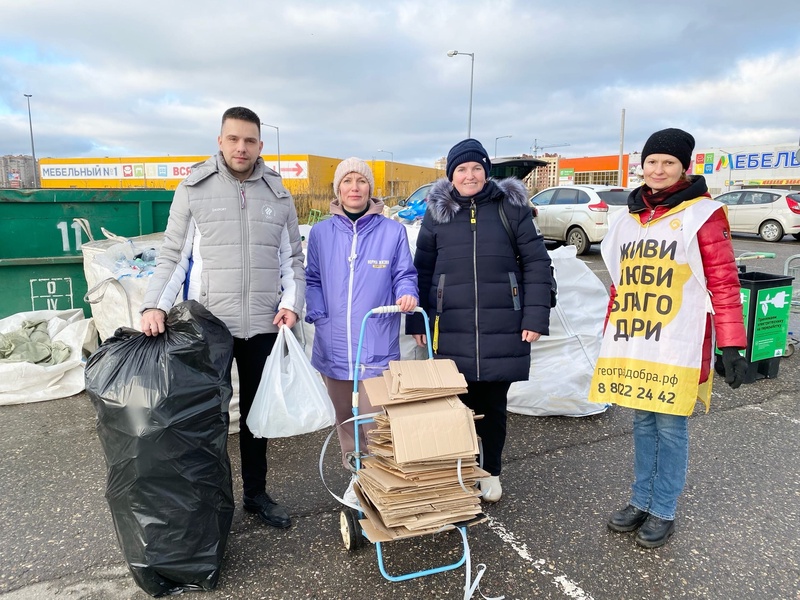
396;294;418;313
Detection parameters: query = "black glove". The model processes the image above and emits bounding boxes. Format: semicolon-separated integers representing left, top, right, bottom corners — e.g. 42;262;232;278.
720;347;747;389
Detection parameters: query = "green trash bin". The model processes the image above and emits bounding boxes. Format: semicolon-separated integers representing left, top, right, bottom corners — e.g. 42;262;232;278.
736;271;794;382
0;188;173;319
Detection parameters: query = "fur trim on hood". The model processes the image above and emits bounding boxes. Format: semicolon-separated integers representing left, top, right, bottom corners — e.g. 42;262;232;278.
426;177;529;224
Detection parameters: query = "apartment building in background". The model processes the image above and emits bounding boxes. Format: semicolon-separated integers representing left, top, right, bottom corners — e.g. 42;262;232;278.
1;155;37;188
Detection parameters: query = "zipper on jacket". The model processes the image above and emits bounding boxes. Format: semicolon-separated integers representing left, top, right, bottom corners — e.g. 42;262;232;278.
239;180;251;336
471;199;480;380
433;274;445;354
346;222;358;380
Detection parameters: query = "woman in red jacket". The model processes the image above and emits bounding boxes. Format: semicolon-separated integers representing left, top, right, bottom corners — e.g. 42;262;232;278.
590;128;747;548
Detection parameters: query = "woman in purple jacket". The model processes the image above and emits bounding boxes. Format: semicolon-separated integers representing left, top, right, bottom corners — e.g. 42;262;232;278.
305;158;418;496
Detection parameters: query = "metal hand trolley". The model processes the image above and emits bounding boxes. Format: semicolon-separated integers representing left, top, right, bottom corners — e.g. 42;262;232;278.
783;254;800;355
783;253;800;312
734;251;776;273
319;306;493;598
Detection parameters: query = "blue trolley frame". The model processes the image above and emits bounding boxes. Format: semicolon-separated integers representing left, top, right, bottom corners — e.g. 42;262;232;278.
349;305;470;582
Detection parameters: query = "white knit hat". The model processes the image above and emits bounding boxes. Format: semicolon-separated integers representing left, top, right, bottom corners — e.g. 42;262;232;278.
333;157;375;200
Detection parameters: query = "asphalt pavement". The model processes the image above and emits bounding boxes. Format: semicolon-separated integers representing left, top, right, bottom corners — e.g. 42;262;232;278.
1;235;798;600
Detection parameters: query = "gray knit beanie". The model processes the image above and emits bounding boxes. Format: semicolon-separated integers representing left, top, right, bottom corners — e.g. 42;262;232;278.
333;157;375;200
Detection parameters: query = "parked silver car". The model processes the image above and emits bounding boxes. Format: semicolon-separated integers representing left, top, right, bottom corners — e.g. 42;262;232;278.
714;188;800;242
529;185;613;254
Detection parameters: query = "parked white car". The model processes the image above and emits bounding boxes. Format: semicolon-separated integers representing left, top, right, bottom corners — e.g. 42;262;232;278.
714;188;800;242
529;185;613;254
601;187;637;216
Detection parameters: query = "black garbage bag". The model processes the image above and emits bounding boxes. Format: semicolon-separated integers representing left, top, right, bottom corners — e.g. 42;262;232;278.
85;300;235;597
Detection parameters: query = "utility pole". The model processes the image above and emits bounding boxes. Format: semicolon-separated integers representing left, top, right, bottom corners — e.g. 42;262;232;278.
24;94;39;188
618;109;626;186
494;135;512;158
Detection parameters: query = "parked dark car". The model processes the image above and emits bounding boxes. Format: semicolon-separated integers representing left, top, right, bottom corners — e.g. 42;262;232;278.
398;156;548;207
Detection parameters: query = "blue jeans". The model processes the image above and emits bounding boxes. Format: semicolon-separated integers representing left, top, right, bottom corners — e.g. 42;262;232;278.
629;410;689;521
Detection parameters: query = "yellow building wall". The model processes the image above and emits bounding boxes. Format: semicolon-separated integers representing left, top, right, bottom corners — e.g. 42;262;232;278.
371;161;444;199
39;156;206;190
37;155;441;220
39;155;440;199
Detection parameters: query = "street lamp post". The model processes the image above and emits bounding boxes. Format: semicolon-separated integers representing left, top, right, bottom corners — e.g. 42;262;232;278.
23;94;39;188
447;50;475;138
261;122;281;177
494;135;512;158
377;149;394;197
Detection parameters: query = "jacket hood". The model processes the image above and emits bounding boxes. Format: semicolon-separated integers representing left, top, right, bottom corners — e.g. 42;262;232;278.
627;175;709;213
328;196;385;218
183;153;279;187
426;177;529;224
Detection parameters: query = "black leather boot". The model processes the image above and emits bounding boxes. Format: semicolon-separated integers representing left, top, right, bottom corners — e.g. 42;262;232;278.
607;504;648;532
635;515;675;548
243;492;292;528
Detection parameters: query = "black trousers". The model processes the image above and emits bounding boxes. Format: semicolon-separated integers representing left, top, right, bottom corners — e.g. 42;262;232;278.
233;333;278;498
459;380;511;477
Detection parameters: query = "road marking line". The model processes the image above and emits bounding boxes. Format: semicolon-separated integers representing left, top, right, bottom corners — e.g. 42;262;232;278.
741;404;800;425
486;515;594;599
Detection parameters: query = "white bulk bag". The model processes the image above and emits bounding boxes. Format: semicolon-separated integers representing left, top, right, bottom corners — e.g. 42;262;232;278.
0;309;97;405
508;245;610;417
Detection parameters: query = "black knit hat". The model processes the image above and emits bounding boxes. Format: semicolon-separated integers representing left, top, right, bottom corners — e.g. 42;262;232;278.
641;128;695;170
445;138;492;181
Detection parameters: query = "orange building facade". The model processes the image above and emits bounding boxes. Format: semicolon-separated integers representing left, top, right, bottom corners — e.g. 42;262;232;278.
556;154;630;187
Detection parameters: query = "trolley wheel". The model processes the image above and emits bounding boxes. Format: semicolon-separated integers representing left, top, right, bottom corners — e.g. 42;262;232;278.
340;508;361;552
785;342;795;358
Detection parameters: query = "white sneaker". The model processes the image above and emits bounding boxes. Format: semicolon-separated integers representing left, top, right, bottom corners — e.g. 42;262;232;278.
478;476;502;502
343;474;361;508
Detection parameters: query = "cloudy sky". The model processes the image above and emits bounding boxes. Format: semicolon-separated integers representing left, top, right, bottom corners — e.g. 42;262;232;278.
2;0;799;167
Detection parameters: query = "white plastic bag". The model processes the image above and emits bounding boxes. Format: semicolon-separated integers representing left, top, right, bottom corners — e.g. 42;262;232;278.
246;327;335;438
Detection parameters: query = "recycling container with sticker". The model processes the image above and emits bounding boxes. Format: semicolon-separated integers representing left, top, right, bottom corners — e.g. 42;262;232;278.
0;188;173;319
735;271;794;383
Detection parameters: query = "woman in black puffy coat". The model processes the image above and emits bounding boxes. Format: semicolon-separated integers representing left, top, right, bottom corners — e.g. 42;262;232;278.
407;138;552;502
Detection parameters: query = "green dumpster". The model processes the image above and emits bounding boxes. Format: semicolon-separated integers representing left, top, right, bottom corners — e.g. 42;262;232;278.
0;188;173;319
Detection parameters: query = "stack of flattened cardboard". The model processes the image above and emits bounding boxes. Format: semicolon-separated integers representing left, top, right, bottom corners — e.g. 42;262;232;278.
356;359;489;542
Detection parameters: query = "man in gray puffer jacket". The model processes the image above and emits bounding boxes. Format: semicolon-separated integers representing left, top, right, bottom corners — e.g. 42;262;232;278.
140;106;305;529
